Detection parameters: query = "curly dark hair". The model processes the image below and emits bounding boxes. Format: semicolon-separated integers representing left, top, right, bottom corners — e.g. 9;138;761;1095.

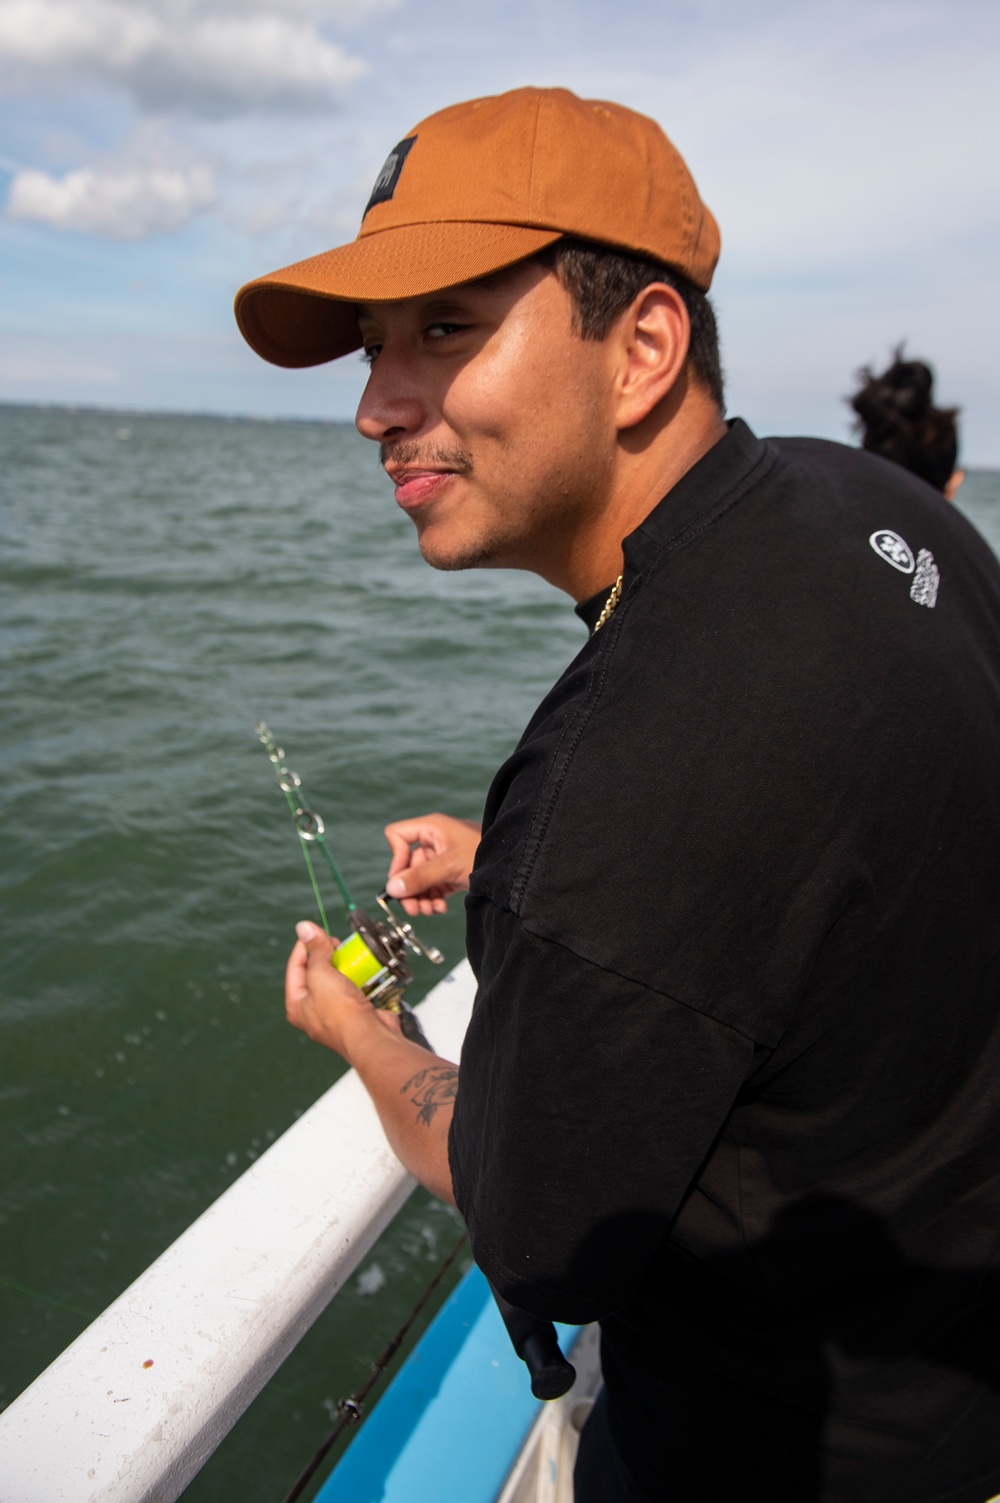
537;237;725;412
849;346;959;492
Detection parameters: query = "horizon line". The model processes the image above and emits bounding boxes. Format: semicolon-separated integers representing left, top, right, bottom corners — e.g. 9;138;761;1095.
0;397;355;428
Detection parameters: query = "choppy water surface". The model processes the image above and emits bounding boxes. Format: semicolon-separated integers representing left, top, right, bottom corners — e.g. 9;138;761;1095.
1;403;585;1500
2;403;998;1499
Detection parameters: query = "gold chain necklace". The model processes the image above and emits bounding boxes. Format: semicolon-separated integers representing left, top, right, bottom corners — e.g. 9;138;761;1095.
592;574;623;634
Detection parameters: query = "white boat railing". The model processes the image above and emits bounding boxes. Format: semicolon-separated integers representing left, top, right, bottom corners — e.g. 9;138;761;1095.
0;961;477;1503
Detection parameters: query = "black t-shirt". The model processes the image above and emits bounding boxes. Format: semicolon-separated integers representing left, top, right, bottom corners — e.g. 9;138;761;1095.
449;421;1000;1503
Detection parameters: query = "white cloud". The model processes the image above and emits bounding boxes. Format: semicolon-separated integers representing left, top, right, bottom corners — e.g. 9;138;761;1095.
0;0;383;114
1;0;996;456
7;157;216;236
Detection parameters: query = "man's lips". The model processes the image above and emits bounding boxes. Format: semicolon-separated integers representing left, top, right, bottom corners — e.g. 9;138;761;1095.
389;468;457;509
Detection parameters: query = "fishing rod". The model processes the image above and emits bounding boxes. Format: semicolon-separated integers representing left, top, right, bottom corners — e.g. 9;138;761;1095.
280;1231;470;1503
253;721;443;1048
255;722;576;1409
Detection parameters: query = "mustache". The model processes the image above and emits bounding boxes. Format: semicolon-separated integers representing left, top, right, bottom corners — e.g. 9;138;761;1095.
379;441;473;474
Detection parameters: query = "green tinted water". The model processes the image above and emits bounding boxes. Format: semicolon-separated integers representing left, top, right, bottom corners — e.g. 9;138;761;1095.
2;403;998;1500
1;403;584;1500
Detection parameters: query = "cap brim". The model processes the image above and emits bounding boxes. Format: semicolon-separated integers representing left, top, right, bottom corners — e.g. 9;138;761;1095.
235;221;564;369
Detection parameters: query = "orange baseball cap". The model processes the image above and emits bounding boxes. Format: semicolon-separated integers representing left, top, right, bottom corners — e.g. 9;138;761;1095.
234;86;720;369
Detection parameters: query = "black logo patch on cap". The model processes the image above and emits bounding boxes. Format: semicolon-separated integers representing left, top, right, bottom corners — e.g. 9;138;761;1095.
364;136;416;217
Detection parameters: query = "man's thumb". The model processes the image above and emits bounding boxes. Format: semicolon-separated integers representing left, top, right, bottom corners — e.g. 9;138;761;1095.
295;921;335;958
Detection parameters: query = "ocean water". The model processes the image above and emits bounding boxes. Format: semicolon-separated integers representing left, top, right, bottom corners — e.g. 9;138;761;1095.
1;403;585;1500
2;402;999;1500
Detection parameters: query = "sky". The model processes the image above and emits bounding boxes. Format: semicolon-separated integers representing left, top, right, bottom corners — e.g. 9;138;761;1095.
1;0;998;461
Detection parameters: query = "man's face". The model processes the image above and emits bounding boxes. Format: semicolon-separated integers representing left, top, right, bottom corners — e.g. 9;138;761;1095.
355;259;618;589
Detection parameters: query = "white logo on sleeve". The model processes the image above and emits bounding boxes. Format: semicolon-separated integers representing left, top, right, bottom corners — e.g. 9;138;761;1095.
869;529;940;608
909;549;940;608
870;530;915;573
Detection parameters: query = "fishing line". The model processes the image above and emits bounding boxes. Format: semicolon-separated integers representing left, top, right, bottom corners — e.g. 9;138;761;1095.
278;1230;469;1503
253;722;443;1048
255;723;355;930
0;1272;94;1322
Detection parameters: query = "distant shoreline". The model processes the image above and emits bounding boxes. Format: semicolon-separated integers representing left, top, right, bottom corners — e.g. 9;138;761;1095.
0;398;354;429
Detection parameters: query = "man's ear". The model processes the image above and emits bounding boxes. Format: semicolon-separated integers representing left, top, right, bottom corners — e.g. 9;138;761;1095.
612;284;690;432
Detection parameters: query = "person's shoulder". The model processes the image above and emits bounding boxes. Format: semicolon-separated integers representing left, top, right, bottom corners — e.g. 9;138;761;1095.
760;432;992;560
765;432;914;487
752;432;960;540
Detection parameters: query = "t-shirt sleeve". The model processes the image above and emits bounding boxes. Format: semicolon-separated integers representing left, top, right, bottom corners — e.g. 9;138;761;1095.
450;899;756;1325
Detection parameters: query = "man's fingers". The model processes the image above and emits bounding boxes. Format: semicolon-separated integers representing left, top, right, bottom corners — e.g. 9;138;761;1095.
395;890;450;918
384;826;419;879
285;937;309;1004
383;817;445;876
385;850;457;901
286;923;335;1014
284;923;373;1054
382;814;480;913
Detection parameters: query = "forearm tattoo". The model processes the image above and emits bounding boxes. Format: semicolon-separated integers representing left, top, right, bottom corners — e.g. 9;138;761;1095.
401;1066;459;1127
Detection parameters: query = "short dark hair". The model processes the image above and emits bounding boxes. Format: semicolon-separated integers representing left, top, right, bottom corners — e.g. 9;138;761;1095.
849;346;959;492
538;237;725;412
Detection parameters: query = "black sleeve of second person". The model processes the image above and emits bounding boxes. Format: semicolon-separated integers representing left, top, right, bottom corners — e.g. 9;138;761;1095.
449;898;756;1325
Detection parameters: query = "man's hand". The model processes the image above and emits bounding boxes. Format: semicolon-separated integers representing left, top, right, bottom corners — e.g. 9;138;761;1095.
284;919;458;1204
285;921;398;1060
383;813;482;916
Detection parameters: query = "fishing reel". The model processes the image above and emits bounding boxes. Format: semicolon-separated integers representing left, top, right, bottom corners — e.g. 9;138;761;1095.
256;725;444;1050
330;893;443;1006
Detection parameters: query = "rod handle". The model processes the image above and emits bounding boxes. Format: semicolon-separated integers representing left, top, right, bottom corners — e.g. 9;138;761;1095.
398;1005;431;1051
490;1286;576;1400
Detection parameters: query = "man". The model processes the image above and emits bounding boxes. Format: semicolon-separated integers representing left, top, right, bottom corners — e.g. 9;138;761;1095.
235;88;1000;1502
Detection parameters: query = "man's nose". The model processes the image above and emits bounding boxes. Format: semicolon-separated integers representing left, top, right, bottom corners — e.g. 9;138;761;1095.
355;353;426;443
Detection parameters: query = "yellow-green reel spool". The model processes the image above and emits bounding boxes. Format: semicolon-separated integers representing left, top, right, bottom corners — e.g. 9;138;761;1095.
331;930;384;990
